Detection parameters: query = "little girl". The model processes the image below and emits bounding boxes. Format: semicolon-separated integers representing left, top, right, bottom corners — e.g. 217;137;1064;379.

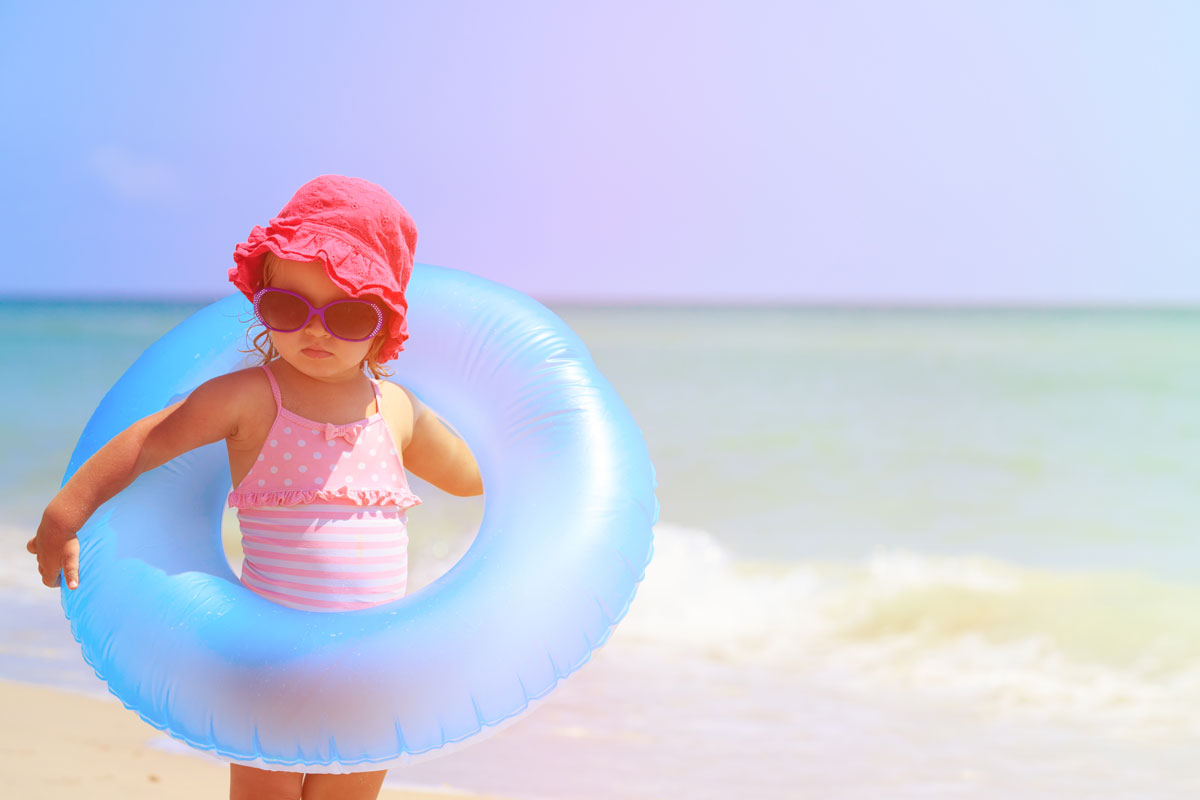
26;175;483;800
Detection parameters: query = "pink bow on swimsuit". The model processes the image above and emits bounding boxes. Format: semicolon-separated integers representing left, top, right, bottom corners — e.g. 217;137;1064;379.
324;422;365;443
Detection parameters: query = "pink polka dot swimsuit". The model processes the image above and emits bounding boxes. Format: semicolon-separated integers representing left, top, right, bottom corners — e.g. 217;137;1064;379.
227;365;421;611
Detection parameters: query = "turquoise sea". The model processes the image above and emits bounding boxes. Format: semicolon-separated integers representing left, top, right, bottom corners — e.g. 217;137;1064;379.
4;299;1200;797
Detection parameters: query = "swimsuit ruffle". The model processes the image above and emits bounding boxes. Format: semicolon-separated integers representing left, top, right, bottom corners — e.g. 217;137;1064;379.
227;485;421;511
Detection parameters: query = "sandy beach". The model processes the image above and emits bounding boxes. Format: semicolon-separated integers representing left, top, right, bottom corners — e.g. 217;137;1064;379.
1;678;516;800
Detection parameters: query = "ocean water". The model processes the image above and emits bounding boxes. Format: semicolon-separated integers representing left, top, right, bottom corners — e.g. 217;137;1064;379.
4;300;1200;798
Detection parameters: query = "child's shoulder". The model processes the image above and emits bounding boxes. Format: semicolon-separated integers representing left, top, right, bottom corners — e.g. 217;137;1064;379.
207;366;272;394
376;379;421;450
377;379;422;414
188;368;277;445
190;367;275;416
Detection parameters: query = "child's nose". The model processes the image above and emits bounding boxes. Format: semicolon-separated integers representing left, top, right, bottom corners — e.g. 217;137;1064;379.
304;313;332;336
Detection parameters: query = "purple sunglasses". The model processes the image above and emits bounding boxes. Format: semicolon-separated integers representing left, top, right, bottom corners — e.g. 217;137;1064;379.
252;287;385;342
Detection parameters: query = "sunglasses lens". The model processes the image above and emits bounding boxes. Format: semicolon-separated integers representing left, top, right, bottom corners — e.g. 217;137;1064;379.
324;301;380;341
258;290;309;332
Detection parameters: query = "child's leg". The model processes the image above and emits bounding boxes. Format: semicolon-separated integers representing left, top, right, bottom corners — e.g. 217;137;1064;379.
229;763;304;800
301;769;389;800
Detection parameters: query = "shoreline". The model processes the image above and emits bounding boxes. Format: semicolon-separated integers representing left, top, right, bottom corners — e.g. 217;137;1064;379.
1;678;518;800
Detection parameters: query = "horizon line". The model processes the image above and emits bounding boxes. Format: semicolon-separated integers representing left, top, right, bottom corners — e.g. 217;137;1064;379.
3;292;1200;312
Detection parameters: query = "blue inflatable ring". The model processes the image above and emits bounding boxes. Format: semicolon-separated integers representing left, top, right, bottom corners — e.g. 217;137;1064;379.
60;264;658;772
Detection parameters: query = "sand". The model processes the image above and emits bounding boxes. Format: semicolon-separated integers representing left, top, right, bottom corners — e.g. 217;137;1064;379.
1;678;516;800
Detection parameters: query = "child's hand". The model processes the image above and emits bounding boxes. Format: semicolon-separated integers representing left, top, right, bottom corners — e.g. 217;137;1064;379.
26;510;81;590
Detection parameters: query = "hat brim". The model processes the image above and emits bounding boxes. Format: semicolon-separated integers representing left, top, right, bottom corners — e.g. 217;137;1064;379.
230;222;409;361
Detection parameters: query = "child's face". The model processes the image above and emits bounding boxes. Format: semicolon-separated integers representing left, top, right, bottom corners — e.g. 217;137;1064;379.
264;257;382;380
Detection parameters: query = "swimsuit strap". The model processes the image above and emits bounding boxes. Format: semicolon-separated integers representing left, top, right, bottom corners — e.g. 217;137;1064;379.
260;365;283;410
371;379;383;416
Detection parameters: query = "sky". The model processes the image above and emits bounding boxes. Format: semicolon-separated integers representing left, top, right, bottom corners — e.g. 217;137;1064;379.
2;1;1198;304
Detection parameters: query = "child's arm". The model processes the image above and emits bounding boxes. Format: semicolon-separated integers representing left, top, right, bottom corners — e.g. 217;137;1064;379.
26;371;251;590
402;398;483;498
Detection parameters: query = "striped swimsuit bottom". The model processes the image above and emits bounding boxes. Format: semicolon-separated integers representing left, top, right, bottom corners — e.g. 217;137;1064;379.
236;502;410;612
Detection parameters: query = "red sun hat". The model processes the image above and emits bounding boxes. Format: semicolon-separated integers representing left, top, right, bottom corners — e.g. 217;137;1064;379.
229;175;418;362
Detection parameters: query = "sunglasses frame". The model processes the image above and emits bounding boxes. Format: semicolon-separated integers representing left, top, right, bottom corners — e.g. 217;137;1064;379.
252;287;385;343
